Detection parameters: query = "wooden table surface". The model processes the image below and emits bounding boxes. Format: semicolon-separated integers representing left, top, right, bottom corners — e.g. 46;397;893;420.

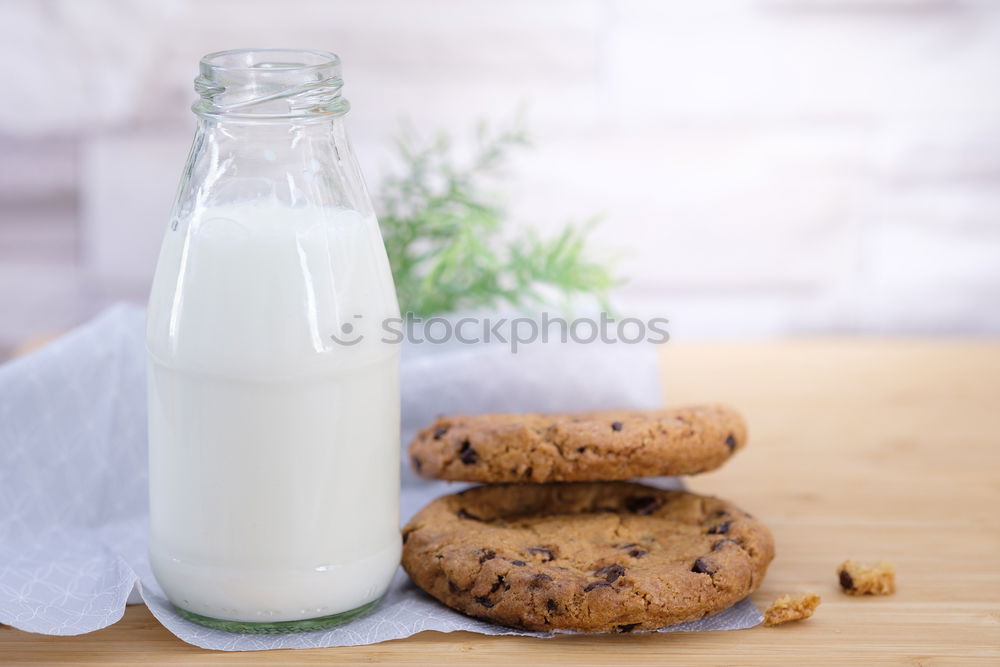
3;340;999;665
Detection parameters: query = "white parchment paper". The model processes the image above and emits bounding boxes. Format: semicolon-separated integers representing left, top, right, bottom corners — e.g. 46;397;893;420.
0;305;762;650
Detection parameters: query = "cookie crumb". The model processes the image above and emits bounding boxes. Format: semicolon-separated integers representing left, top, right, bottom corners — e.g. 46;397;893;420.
763;592;821;626
837;560;896;596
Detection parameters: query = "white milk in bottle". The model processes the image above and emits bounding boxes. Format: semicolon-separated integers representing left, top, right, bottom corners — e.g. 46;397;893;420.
146;50;401;632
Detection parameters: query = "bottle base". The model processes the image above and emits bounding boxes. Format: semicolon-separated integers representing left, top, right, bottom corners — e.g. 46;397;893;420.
173;595;383;634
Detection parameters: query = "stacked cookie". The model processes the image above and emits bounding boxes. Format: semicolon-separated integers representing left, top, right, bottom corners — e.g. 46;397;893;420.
402;404;774;633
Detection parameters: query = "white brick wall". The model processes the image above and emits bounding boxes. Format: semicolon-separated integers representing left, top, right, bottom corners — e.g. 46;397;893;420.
2;0;1000;351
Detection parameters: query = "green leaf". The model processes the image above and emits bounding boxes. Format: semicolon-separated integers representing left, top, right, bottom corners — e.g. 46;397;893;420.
374;115;622;317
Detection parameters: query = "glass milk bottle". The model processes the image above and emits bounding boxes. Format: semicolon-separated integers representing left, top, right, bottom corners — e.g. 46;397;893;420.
146;49;401;633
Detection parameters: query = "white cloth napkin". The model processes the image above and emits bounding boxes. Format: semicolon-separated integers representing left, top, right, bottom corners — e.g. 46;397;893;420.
0;305;762;650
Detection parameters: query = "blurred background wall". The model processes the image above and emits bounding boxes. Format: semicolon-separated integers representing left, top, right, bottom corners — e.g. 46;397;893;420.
2;0;1000;355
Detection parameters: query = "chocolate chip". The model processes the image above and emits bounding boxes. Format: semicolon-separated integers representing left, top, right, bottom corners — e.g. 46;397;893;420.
617;623;639;633
839;569;855;591
458;440;478;465
479;549;496;563
528;547;555;562
692;557;715;575
546;599;557;611
523;466;533;479
576;446;586;453
725;433;737;450
594;564;626;583
448;580;459;593
628;548;647;559
625;496;662;515
435;554;444;559
712;538;739;551
457;509;482;521
707;521;731;535
474;596;494;608
410;454;422;473
584;581;612;592
611;421;623;431
511;560;526;566
433;426;448;440
490;575;505;594
530;574;553;587
401;531;409;544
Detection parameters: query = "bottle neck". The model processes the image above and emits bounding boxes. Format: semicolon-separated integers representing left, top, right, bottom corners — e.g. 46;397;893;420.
174;49;370;219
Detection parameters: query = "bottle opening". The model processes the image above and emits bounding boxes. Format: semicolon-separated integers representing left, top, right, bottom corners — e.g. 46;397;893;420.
194;48;349;120
201;48;340;72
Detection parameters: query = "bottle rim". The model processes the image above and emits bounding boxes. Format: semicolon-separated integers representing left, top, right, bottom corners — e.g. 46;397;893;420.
194;48;349;120
199;48;341;73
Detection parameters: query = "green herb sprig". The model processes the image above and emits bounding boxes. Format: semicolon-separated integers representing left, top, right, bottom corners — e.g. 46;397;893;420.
375;117;621;317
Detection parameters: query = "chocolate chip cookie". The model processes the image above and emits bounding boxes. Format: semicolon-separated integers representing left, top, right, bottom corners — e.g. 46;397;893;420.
401;482;774;632
408;404;747;483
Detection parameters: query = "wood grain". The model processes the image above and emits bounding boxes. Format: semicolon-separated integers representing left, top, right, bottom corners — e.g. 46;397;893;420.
3;340;999;665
